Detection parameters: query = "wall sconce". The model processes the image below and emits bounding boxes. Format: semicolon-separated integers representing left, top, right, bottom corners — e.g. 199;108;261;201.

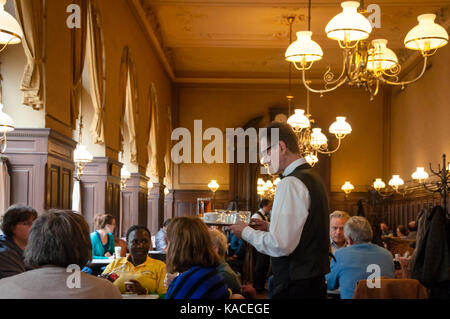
73;115;93;178
0;103;13;153
341;181;355;197
120;166;131;190
208;179;219;210
147;180;153;196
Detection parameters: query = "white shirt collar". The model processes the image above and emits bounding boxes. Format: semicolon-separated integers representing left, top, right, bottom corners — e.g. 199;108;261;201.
282;157;307;176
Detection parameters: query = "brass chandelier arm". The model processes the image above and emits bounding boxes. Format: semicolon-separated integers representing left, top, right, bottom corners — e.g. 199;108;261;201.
324;50;348;86
377;56;428;87
315;137;343;155
0;133;6;153
302;67;348;94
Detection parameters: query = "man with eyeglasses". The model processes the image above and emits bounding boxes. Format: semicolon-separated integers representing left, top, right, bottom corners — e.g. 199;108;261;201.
0;204;37;279
230;121;330;299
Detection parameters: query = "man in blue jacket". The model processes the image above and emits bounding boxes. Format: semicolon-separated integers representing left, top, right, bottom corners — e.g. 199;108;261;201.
326;216;395;299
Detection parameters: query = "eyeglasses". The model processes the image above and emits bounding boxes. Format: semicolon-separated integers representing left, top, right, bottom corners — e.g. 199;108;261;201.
260;143;278;158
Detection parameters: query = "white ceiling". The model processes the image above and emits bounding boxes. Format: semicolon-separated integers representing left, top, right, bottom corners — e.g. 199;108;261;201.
139;0;450;82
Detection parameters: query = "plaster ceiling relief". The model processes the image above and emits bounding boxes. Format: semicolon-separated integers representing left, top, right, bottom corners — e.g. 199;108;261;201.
141;0;450;82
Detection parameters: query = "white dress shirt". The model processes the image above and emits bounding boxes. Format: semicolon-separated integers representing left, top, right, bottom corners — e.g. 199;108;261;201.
242;158;310;257
251;209;270;222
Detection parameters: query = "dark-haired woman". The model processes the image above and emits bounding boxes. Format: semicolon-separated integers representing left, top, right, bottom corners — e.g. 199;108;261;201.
0;205;37;279
102;225;167;296
165;217;229;299
91;214;116;259
0;210;121;298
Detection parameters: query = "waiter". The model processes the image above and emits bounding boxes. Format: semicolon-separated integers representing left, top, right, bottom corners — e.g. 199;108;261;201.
230;121;330;299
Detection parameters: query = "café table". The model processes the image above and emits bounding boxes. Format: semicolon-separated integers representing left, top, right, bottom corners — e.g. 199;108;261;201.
121;294;160;299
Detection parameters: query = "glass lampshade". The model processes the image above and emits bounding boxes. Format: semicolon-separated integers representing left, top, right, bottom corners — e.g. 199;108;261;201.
367;39;399;71
373;178;386;190
404;14;449;51
148;180;153;189
305;153;319;166
208;179;219;192
325;1;372;42
273;177;281;186
0;0;23;45
0;103;14;133
265;180;273;189
74;144;93;163
285;31;323;63
411;167;429;182
388;175;404;189
257;178;265;186
287;109;310;131
341;181;354;193
329;116;352;138
121;166;131;179
310;128;328;148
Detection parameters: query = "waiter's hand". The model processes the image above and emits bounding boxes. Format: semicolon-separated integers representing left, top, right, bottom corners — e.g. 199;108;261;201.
229;221;248;239
248;218;269;231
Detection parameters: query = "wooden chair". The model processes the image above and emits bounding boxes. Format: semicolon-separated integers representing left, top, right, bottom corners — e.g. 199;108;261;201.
353;277;428;299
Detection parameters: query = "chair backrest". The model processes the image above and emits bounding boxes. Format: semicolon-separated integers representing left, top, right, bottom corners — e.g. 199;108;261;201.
353;277;428;299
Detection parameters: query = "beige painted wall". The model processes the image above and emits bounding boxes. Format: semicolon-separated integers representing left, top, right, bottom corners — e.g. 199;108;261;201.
2;0;173;178
390;44;450;180
1;3;45;129
174;84;385;192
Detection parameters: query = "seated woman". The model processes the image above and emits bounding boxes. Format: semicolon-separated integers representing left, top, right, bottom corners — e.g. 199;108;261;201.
0;210;121;299
102;225;167;296
0;205;37;280
165;217;229;299
91;214;116;259
209;229;242;295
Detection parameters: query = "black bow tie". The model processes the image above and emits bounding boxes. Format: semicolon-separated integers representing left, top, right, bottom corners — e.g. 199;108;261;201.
278;173;285;180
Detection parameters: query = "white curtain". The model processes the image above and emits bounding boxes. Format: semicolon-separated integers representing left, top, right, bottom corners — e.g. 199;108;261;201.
0;158;10;217
72;179;81;213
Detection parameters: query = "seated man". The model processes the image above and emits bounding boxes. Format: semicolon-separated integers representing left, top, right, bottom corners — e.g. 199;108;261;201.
326;216;395;299
226;230;246;275
406;221;417;240
329;210;350;256
380;222;394;237
0;205;37;279
210;229;242;295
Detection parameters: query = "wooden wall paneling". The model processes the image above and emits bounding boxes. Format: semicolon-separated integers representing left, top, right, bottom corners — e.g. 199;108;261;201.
80;157;122;233
121;173;149;236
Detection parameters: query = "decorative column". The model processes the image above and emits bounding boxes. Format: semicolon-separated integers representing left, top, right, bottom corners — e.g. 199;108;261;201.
78;157;122;232
121;173;149;236
5;128;76;214
164;189;174;221
148;182;164;237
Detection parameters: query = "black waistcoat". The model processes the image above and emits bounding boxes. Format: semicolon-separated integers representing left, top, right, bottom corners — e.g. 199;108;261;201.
271;163;330;284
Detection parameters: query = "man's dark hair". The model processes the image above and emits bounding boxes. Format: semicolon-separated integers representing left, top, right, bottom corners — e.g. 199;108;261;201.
259;198;271;209
162;219;172;228
261;121;300;155
24;210;92;268
126;225;151;243
407;221;417;232
397;225;408;236
1;204;38;238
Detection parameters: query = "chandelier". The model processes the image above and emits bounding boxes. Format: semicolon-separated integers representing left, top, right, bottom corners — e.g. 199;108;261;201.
342;154;450;215
284;17;352;167
285;0;449;100
257;177;280;200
